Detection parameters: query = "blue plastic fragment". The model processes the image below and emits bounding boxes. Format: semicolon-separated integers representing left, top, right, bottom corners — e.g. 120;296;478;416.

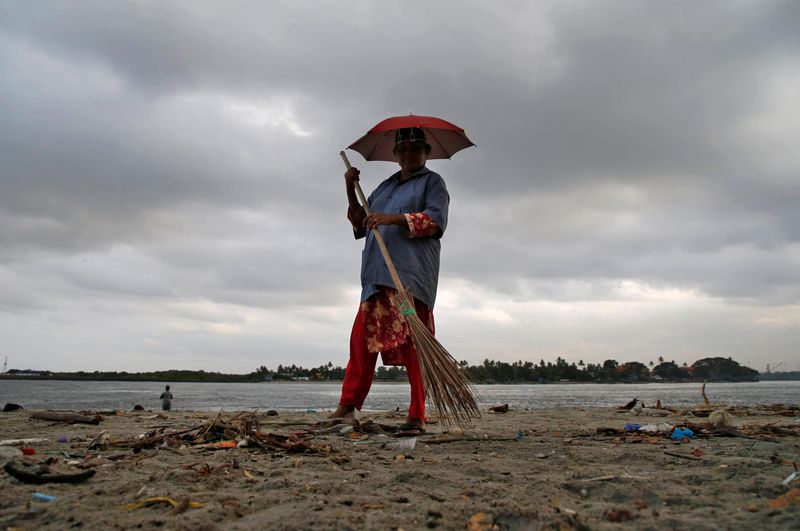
671;427;695;440
32;492;57;502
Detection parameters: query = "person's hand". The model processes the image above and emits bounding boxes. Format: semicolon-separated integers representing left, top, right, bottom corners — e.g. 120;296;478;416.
365;213;405;230
344;167;360;187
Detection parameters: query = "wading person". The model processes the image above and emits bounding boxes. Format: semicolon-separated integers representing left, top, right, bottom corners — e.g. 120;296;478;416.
330;127;449;432
160;385;173;411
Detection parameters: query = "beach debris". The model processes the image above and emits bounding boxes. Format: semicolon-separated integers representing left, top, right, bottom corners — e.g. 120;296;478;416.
709;410;735;428
701;380;710;405
769;488;800;510
489;404;509;413
664;450;702;461
621;398;640;410
57;436;68;443
3;403;23;412
0;438;49;446
29;411;102;425
515;431;524;441
671;427;695;440
468;512;494;531
196;440;238;449
0;446;23;460
640;423;673;432
386;437;417;451
569;474;651;483
120;411;330;456
21;448;36;455
604;507;633;523
123;497;203;511
3;461;96;484
782;471;799;486
32;492;57;503
132;405;144;411
88;430;111;450
266;409;279;416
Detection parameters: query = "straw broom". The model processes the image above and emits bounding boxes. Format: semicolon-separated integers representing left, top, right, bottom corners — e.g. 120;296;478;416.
340;151;480;430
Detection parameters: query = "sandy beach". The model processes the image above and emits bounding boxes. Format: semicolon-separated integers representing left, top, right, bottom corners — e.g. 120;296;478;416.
1;404;799;530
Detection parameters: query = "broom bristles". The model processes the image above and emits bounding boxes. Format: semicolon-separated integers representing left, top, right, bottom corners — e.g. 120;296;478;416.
392;290;480;431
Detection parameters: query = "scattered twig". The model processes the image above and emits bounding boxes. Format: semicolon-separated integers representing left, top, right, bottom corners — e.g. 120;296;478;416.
664;450;703;461
3;462;96;484
573;474;651;482
193;409;224;443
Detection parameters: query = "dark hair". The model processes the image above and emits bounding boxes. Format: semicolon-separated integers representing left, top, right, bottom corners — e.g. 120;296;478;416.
165;385;170;390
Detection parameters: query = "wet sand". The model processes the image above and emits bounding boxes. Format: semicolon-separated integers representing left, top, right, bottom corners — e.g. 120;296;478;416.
1;405;799;530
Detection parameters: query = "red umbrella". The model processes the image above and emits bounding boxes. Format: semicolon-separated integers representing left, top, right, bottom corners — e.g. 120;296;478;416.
348;114;475;161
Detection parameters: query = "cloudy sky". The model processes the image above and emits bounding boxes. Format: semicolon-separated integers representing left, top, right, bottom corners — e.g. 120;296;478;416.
1;1;798;374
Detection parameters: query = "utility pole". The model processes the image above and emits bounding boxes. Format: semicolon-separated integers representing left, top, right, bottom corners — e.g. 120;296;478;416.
2;356;6;373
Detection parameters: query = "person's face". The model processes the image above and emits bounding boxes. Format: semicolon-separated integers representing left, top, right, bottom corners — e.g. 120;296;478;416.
394;141;427;173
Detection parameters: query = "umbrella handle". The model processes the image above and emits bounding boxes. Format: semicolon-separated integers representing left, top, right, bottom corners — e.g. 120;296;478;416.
339;151;411;300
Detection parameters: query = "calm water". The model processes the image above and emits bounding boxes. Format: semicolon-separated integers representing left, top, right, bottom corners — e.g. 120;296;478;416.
0;379;797;412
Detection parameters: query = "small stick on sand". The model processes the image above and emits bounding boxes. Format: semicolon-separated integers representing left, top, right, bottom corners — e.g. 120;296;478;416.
664;450;703;461
3;462;96;484
573;474;651;482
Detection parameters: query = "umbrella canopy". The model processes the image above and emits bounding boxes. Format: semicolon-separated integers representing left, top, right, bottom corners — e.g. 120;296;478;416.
348;114;475;161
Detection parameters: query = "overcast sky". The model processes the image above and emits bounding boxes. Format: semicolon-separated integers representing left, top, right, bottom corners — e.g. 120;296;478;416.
1;1;798;374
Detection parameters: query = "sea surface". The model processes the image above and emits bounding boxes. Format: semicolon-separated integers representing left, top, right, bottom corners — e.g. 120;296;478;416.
0;379;797;412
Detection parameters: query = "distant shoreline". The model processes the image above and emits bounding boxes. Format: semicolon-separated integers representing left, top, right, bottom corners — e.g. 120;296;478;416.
0;376;788;384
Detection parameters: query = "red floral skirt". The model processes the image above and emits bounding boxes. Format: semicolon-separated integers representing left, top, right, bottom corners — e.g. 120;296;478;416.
361;287;434;366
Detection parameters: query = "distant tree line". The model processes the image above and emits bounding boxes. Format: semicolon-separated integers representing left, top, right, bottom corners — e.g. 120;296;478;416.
2;356;761;383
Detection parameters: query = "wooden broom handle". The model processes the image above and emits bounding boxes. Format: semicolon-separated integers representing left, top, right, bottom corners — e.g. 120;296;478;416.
339;151;409;299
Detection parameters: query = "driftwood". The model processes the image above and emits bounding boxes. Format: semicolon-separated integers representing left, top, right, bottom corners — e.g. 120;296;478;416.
29;411;101;425
3;462;96;484
0;438;49;446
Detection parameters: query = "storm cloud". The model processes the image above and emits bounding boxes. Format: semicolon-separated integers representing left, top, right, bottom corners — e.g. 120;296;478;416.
1;1;798;373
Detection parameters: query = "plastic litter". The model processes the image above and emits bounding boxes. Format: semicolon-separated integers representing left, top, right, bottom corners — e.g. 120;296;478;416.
671;427;695;440
386;437;417;451
58;436;69;443
624;423;641;431
123;497;203;511
21;448;36;455
305;408;317;414
515;431;524;441
32;492;57;502
640;423;673;433
783;471;799;486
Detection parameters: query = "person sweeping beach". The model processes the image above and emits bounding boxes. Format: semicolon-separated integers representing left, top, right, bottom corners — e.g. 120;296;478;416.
329;127;449;433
